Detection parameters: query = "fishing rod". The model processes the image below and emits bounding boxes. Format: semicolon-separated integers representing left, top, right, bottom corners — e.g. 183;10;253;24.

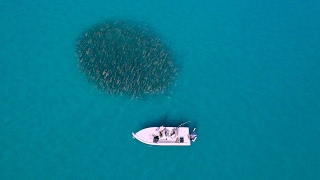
178;121;190;128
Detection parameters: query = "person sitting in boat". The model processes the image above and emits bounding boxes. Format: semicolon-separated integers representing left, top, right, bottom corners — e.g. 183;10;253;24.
170;129;176;138
165;128;169;137
158;126;165;138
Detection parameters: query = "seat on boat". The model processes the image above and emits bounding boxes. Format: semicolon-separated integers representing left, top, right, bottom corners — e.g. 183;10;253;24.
153;136;159;143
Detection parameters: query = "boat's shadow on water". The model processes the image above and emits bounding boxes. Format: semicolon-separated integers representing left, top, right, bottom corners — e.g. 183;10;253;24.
141;115;196;128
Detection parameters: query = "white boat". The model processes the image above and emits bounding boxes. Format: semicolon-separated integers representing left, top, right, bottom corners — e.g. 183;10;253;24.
132;121;197;146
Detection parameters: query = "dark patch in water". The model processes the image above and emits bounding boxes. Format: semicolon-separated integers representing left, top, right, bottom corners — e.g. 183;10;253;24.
75;20;178;98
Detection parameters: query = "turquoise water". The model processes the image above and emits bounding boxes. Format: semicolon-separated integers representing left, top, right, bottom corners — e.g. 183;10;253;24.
1;0;319;179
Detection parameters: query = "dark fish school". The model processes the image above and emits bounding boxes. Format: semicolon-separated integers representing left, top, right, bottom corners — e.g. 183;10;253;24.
75;20;178;98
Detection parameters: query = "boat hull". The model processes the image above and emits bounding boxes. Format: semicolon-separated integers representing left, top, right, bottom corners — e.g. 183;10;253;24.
132;127;191;146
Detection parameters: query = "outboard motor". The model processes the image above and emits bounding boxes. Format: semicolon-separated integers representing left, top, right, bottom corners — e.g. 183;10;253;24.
190;128;197;142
